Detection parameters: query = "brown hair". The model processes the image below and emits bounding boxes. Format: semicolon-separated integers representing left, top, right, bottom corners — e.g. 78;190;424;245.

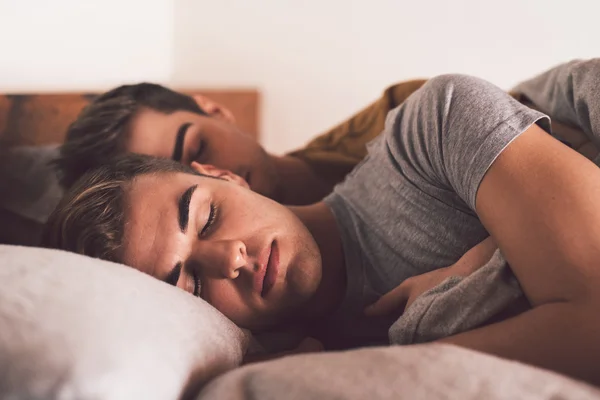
54;83;207;188
43;154;202;262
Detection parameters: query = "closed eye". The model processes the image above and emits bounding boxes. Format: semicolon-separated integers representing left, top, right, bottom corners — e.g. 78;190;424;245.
200;203;217;236
193;140;207;162
165;262;182;286
172;123;191;162
193;270;201;297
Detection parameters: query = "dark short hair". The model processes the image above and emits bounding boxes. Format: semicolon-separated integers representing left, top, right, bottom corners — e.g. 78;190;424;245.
43;154;204;262
54;83;207;188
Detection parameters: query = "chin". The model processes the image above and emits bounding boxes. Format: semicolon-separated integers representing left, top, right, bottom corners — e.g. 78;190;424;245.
282;273;320;316
289;258;322;295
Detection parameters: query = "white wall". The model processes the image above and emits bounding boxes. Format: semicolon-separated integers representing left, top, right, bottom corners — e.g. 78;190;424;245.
172;0;600;154
0;0;173;92
1;0;599;153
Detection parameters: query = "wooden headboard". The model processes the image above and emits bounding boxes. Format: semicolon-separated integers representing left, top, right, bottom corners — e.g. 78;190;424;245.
0;89;260;146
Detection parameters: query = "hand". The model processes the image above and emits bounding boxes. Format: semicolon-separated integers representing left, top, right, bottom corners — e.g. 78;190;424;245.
364;237;498;317
364;267;454;318
193;95;236;123
294;337;325;353
243;337;324;364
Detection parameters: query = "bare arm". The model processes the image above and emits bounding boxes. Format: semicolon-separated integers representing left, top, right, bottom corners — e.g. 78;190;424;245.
440;124;600;384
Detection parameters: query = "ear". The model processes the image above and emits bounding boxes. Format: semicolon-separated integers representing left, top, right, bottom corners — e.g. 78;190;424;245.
193;95;236;124
190;162;249;189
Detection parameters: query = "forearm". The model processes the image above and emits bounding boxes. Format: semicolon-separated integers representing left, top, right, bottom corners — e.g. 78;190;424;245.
439;300;600;385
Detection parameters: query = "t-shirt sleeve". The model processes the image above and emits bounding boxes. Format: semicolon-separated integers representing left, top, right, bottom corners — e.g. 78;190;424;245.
385;74;550;211
512;59;600;147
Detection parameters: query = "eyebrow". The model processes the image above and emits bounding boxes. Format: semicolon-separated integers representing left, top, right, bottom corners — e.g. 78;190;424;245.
178;184;198;233
172;123;192;161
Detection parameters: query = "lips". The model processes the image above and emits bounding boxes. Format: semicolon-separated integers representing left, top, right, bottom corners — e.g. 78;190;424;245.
253;241;280;298
261;241;279;298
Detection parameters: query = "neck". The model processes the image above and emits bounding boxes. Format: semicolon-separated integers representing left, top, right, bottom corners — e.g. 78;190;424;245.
270;155;332;205
289;202;346;322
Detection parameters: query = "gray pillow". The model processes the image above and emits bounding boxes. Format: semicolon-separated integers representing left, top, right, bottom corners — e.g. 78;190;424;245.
0;145;63;245
0;245;248;399
0;144;63;224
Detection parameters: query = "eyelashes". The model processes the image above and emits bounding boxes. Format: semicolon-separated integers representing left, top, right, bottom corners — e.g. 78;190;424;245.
192;269;201;297
200;203;218;236
194;140;206;162
165;262;182;287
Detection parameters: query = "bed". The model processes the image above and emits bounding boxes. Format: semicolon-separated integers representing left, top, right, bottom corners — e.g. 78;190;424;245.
1;88;599;400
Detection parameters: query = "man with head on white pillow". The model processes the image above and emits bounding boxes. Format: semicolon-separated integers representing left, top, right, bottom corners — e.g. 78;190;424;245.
45;62;600;386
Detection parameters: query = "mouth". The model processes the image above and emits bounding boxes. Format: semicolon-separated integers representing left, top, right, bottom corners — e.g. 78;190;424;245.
261;240;279;298
254;240;280;298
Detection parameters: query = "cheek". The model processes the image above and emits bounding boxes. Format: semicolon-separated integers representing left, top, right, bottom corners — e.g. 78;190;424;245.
286;232;322;294
210;141;247;170
225;133;262;162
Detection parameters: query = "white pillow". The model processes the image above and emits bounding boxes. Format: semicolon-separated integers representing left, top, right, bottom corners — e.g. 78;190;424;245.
0;245;248;400
198;344;600;400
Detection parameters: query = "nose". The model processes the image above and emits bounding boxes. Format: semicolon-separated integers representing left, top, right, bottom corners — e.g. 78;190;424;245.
189;239;248;279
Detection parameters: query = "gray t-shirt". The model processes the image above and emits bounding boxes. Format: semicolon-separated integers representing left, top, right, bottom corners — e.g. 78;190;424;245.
322;74;550;348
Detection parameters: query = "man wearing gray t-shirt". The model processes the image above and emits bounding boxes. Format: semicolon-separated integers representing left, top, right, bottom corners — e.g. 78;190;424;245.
318;73;549;347
45;62;600;386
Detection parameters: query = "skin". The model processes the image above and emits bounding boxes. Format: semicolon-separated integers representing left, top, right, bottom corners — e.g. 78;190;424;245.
125;97;331;205
121;162;346;331
121;123;600;385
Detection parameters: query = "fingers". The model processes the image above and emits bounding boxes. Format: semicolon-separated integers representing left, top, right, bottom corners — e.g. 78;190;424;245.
364;281;410;317
193;95;236;123
296;337;324;353
452;236;498;275
242;337;323;364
